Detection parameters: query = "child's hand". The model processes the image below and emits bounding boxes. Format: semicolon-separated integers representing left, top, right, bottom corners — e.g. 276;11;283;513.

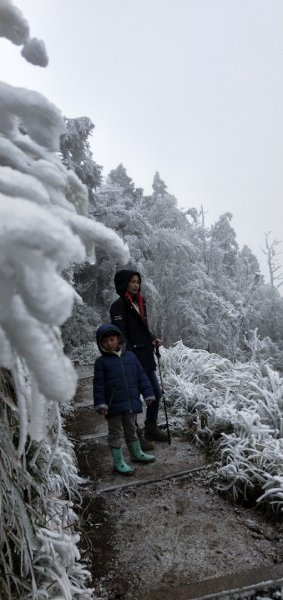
97;408;108;416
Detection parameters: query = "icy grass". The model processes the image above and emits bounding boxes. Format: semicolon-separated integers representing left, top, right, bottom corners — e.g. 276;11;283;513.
0;369;92;599
162;341;283;512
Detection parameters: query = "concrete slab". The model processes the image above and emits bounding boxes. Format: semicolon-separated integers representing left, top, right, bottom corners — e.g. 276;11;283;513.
146;563;283;600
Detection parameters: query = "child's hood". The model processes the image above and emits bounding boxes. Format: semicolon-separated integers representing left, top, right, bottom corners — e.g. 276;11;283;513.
96;323;126;354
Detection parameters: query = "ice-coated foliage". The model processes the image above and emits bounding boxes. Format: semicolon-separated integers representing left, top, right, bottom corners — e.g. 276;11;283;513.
59;120;283;366
0;0;48;66
161;341;283;511
93;178;283;363
60;117;103;194
0;2;129;597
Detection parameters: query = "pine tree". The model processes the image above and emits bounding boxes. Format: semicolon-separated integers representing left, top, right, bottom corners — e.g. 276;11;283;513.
108;163;135;196
261;233;283;342
58;120;283;365
60;116;103;206
152;171;167;196
210;212;239;277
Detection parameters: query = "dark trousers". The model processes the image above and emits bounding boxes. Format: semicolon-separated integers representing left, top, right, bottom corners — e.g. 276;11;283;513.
145;370;162;424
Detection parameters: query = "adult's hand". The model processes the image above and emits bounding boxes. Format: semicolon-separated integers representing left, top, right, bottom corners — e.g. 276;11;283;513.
97;408;108;416
152;337;162;347
145;398;154;405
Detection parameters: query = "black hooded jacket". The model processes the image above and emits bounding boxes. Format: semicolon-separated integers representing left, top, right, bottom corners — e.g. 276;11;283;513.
110;270;156;374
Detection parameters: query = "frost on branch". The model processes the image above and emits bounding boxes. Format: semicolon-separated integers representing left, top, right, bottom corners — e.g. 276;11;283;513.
162;342;283;512
21;37;48;67
0;0;48;65
0;0;28;45
0;80;129;439
0;3;129;596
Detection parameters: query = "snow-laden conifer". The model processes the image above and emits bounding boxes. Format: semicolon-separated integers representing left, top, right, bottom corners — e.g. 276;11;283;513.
59;117;283;367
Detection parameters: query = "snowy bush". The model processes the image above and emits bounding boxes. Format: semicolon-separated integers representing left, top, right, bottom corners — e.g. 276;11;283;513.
0;1;129;597
69;342;99;367
162;341;283;512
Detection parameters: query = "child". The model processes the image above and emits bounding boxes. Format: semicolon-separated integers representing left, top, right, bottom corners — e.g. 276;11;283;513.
93;323;156;475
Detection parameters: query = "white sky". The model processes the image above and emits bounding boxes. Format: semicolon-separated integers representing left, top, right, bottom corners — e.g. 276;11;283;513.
1;0;283;280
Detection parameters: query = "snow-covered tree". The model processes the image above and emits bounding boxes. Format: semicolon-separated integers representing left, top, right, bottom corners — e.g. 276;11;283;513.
57;112;283;366
152;170;167;196
210;212;239;277
0;1;129;597
263;233;283;290
60;116;103;204
107;162;135;197
261;234;283;342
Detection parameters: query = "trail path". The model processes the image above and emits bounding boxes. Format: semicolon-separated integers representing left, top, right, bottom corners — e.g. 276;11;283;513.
67;370;283;600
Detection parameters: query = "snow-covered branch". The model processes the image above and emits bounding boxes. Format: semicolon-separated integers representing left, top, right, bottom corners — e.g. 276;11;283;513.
0;1;130;596
0;0;48;66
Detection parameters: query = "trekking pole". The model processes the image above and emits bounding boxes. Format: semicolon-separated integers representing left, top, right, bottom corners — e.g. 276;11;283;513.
155;346;171;445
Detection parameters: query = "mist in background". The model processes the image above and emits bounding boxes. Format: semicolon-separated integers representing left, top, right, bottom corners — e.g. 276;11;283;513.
1;0;282;280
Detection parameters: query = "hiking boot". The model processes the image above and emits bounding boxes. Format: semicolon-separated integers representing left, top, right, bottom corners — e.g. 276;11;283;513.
137;427;154;452
144;422;168;442
110;447;136;476
128;440;155;463
137;427;155;451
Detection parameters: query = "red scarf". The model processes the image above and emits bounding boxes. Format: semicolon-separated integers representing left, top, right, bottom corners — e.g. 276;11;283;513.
125;291;145;321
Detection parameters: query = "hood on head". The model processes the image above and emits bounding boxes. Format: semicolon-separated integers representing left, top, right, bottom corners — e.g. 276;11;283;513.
114;269;141;295
96;323;125;353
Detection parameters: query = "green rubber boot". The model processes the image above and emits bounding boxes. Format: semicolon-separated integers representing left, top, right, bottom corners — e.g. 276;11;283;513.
128;440;155;463
110;447;136;475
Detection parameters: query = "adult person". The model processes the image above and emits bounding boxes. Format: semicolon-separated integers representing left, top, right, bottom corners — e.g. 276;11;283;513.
110;269;167;446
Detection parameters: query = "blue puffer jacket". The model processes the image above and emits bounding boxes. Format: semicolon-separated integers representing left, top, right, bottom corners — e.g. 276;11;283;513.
93;324;155;417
